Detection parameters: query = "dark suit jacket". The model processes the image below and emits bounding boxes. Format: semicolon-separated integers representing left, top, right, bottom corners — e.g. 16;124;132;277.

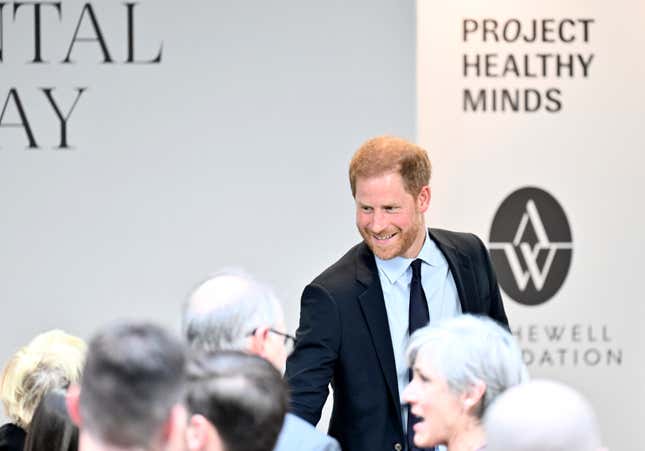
0;423;25;451
285;228;508;451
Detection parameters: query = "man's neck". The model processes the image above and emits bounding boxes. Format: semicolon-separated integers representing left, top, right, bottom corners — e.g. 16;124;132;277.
79;432;150;451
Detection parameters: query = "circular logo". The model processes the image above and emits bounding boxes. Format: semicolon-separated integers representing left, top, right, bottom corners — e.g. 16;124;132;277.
488;187;573;306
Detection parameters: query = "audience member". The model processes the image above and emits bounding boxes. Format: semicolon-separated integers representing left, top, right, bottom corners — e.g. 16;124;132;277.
183;270;340;451
484;379;606;451
66;322;188;451
0;329;86;451
185;351;288;451
402;315;527;451
23;389;78;451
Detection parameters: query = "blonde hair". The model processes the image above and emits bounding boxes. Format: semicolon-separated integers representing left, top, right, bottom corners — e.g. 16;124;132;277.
0;330;86;429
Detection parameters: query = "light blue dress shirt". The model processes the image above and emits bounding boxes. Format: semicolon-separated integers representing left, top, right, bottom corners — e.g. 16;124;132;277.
374;230;461;447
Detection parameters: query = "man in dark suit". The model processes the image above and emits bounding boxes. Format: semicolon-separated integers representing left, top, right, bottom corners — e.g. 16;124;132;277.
285;136;508;451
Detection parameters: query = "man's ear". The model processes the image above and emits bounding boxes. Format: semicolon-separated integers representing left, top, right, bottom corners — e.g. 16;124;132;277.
65;384;82;427
461;380;486;414
161;404;189;444
187;414;224;451
247;326;271;358
417;185;431;213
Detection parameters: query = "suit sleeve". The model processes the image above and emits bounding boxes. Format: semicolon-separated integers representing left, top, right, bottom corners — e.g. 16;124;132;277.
285;283;341;426
473;233;510;329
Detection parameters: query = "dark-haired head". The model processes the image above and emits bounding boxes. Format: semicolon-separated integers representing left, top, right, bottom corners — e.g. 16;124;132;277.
186;351;288;451
78;322;187;449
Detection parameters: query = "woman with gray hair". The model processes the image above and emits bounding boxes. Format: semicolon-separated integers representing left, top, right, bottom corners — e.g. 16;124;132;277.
402;314;528;451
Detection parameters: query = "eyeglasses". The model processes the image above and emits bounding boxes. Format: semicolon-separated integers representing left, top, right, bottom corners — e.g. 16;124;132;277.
269;329;297;351
248;328;297;353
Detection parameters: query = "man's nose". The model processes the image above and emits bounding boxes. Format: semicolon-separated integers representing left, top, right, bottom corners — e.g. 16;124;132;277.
371;210;387;232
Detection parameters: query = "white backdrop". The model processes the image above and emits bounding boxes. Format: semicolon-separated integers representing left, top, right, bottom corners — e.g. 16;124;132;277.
418;0;644;449
0;0;416;427
3;2;642;446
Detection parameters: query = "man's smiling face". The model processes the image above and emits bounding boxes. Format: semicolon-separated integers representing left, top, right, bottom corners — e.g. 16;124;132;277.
354;171;429;260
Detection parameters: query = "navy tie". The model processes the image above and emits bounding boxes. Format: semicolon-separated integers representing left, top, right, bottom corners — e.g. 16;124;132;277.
407;259;434;451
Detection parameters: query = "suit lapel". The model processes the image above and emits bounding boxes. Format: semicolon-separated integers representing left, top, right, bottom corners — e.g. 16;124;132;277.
352;232;482;433
355;243;403;430
429;229;481;314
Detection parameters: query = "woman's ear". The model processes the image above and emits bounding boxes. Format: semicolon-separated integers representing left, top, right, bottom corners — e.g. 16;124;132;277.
462;380;487;414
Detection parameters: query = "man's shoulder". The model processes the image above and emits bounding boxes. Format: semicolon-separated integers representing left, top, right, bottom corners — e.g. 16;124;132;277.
429;227;484;253
310;241;367;287
274;413;341;451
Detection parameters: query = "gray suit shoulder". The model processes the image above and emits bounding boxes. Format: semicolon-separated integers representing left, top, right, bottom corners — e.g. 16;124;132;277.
274;413;341;451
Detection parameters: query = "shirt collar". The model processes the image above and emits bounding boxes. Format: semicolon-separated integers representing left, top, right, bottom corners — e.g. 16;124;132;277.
375;230;442;284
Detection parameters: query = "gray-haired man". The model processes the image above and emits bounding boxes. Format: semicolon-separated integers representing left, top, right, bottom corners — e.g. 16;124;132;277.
183;271;340;451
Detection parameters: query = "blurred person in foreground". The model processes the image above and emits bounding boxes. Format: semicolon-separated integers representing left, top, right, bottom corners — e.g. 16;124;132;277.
484;379;607;451
23;389;78;451
402;315;527;451
0;330;86;451
66;322;188;451
185;351;288;451
183;270;340;451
